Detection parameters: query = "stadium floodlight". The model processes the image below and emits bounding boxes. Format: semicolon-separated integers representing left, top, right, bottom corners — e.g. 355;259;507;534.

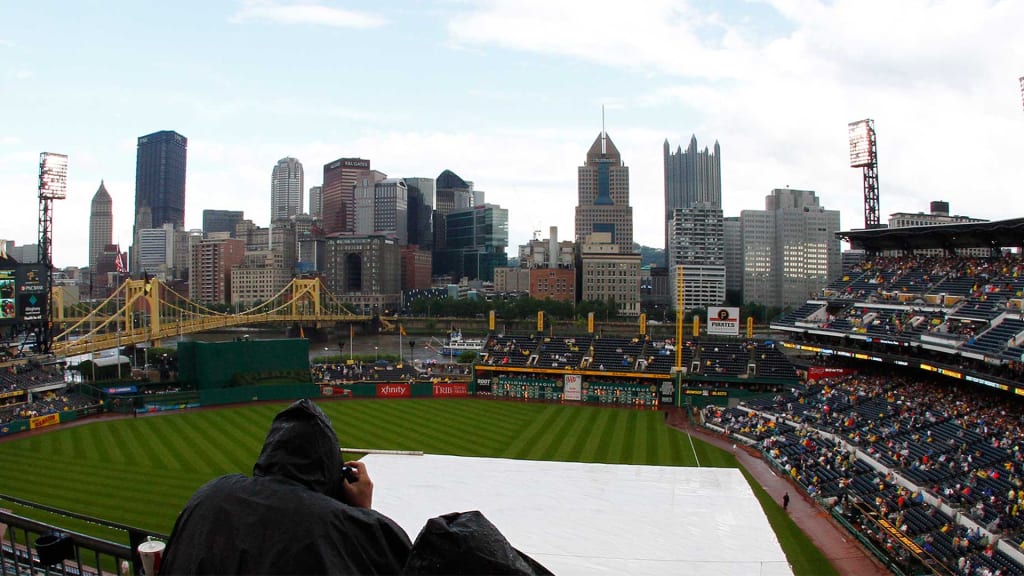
39;152;68;200
849;119;880;229
848;120;874;168
37;151;68;355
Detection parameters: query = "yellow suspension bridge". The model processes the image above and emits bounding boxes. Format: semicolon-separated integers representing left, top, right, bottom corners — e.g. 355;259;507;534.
50;277;384;357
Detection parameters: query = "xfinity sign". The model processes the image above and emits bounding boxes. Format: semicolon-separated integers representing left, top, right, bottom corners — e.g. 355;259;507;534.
707;307;740;336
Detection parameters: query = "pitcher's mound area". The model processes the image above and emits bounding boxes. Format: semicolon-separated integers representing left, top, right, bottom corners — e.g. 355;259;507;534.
365;454;793;575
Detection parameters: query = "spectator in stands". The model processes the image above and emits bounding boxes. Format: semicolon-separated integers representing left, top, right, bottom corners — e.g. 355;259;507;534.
160;398;412;574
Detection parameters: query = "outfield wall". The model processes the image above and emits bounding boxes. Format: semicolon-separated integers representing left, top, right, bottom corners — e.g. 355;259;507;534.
0;406;96;438
177;339;310;389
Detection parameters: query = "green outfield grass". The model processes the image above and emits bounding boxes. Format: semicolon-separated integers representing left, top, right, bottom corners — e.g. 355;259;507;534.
0;399;834;575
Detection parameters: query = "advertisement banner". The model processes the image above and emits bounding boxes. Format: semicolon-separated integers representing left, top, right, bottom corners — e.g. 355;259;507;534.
29;413;60;430
433;382;468;397
707;307;740;336
376;383;411;398
476;378;492;393
320;385;353;397
807;366;858;380
564;374;582;401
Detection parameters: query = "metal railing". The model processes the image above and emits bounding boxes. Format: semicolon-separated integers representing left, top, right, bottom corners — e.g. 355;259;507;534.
1;495;167;576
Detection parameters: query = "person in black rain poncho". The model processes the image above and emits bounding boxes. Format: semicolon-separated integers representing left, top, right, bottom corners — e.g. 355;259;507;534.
159;399;411;575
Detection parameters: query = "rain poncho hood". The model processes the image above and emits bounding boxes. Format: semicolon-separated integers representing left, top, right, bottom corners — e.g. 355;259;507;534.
253;397;346;499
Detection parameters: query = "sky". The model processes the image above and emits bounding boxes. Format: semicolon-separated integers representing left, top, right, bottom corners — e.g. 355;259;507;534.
2;0;1023;269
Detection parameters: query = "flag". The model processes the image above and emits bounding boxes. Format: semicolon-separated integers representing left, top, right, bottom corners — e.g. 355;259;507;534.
400;324;407;337
115;252;126;273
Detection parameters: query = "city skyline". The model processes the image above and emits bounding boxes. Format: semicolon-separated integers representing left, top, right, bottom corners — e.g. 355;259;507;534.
2;1;1023;268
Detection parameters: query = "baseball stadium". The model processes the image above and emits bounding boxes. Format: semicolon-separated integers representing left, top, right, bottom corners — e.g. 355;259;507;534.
3;219;1024;575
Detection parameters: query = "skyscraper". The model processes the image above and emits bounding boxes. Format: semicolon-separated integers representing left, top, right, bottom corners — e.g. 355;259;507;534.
664;136;720;266
134;130;187;273
433;169;474;275
322;157;370;235
270;157;304;222
740;189;840;308
668;203;726;312
444;203;508;282
404;177;435;249
575;131;633;254
135;130;187;230
308;186;323;220
89;181;112;273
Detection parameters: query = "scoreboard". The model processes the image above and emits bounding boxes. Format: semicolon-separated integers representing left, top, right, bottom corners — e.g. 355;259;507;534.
0;264;48;326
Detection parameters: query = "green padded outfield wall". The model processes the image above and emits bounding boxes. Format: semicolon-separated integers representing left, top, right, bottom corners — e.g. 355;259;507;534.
177;339;310;389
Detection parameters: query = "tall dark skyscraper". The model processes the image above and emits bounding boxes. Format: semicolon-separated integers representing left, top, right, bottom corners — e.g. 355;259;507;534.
664;135;720;265
135;130;187;230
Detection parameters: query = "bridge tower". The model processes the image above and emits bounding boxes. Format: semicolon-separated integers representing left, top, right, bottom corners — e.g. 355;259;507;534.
124;277;162;345
290;278;322;317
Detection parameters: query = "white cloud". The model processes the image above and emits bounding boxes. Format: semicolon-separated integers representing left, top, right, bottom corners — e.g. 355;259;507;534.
448;0;1024;241
449;0;752;80
231;0;387;29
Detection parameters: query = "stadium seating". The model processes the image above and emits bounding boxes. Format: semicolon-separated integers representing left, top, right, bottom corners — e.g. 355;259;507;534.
709;371;1024;575
776;253;1024;366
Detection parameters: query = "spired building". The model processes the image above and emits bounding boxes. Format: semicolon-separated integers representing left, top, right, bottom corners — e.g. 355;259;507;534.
664;136;721;268
270;157;304;222
89;181;113;276
575;131;633;254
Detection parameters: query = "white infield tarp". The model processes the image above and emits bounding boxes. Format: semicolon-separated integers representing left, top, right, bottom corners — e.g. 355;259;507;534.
363;454;793;576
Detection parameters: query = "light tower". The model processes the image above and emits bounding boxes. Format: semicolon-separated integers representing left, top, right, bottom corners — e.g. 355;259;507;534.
37;152;68;354
848;119;880;229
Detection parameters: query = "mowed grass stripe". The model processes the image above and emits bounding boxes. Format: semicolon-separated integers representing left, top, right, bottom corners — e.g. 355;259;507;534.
0;451;192;529
665;426;693;467
392;401;509;456
523;404;577;461
198;410;266;472
0;446;208;498
605;409;632;464
542;405;595;462
577;407;616;462
158;415;236;476
501;405;562;459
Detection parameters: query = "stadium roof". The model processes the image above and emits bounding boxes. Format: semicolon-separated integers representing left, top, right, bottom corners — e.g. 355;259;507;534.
838;217;1024;252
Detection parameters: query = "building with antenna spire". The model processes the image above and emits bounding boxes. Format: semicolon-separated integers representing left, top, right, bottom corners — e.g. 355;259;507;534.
574;130;634;253
575;126;640;316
